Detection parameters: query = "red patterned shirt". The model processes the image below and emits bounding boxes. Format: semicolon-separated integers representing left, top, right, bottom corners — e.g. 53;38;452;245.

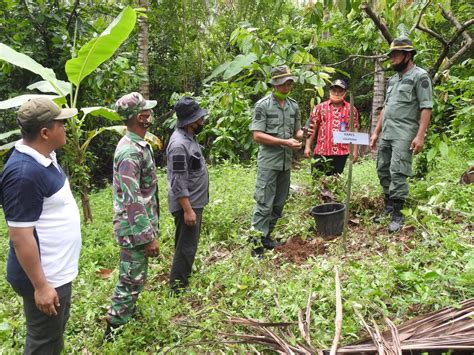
310;99;359;156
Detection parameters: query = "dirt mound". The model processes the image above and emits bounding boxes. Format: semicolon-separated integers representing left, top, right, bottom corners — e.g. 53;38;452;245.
275;237;327;264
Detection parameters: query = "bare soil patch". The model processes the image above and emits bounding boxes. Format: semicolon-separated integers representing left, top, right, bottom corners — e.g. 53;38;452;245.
274;236;327;264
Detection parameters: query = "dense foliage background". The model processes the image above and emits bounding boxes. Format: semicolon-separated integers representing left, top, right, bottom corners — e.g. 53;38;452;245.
2;0;472;184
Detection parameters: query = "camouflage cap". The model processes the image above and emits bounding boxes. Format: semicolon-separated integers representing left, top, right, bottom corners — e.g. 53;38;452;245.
17;97;77;127
387;36;417;56
115;92;157;120
269;65;297;86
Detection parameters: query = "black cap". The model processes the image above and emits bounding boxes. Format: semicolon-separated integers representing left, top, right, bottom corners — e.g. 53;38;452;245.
329;79;347;90
175;97;208;128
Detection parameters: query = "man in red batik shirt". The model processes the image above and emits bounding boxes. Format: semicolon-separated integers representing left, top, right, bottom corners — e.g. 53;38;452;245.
304;79;359;176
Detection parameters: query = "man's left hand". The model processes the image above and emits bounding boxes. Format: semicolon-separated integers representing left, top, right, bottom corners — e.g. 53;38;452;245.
410;135;425;154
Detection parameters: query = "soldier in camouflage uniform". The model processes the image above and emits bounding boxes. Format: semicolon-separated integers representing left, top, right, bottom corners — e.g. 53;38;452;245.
370;36;433;232
104;92;160;340
250;65;304;254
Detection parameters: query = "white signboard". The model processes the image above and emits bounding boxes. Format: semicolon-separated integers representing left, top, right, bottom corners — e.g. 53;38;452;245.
333;131;369;145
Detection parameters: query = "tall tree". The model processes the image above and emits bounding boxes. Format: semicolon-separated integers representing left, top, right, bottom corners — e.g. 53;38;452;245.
370;58;385;135
138;0;150;97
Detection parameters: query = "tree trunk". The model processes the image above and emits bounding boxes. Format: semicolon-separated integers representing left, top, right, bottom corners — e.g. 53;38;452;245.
322;10;330;40
370;58;385;150
80;190;93;223
138;0;150;98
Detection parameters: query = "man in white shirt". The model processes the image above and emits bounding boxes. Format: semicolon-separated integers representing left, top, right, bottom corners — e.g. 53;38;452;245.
0;97;81;354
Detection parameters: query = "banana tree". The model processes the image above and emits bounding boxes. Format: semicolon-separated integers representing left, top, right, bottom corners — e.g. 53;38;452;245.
0;6;159;222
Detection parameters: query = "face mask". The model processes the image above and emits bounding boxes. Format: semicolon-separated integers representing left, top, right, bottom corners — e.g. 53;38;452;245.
330;94;345;104
273;91;289;101
391;53;409;72
194;123;204;135
139;113;154;129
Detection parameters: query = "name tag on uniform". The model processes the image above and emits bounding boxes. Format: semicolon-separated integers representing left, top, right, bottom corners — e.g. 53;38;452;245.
333;131;369;145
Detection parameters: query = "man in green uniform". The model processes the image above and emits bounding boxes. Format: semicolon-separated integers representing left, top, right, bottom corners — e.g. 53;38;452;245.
370;36;433;232
104;92;160;341
250;65;304;254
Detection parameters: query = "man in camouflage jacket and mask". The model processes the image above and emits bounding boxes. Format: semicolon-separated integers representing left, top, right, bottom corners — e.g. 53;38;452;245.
105;92;160;340
370;36;433;232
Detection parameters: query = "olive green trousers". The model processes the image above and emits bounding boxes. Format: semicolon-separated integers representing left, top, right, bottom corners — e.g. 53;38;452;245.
251;167;291;237
376;139;413;200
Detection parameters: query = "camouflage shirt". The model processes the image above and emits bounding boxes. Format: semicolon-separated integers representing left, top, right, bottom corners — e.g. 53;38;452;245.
113;130;159;247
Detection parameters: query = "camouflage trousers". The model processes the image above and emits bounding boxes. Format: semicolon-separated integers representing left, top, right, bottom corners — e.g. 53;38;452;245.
251;167;291;237
376;139;413;200
107;246;148;326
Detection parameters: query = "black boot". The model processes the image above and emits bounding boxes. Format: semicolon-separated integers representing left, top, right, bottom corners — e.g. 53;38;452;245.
103;322;123;343
261;235;279;250
374;194;393;224
388;199;405;233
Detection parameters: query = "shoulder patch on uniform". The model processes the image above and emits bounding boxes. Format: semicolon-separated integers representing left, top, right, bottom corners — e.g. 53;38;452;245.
421;77;431;88
172;155;186;172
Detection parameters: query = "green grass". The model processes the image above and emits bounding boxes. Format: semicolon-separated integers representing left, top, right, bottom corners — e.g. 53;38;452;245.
0;151;473;353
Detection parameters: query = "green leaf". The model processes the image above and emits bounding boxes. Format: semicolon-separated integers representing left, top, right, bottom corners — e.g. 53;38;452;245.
321;65;335;73
0;141;16;152
0;129;20;141
223;53;258;80
81;107;121;121
291;51;316;64
0;94;60;109
0;43;65;95
27;80;71;97
204;62;230;83
65;7;137;86
336;0;346;13
423;271;440;280
0;43;56;81
439;141;449;157
427;147;438;162
399;271;418;281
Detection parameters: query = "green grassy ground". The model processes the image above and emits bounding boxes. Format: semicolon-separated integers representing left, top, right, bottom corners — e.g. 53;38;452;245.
0;151;473;353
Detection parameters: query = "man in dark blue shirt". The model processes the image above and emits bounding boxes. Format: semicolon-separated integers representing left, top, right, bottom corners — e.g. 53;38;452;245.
0;98;81;354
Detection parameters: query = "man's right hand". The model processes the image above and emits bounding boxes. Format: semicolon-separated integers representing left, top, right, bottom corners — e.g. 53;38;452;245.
34;284;59;317
286;138;302;151
144;239;159;258
369;133;379;150
304;148;311;158
184;209;197;226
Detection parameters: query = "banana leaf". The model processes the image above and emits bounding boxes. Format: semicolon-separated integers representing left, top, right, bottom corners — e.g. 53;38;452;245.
65;6;137;86
0;94;60;109
0;43;65;96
